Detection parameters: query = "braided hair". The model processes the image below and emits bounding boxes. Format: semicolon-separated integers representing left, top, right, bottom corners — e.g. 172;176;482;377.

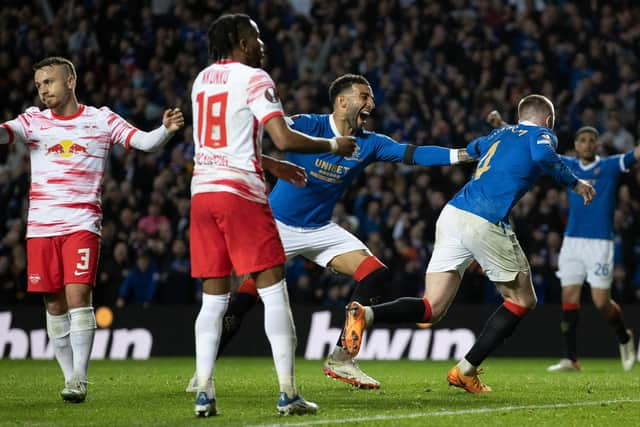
208;13;253;61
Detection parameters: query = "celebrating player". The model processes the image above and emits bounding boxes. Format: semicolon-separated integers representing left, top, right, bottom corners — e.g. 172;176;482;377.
186;73;475;392
341;95;595;393
189;14;356;417
0;56;184;402
546;126;638;372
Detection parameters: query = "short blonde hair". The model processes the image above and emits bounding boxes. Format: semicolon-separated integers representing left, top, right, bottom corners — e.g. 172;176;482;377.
518;94;554;122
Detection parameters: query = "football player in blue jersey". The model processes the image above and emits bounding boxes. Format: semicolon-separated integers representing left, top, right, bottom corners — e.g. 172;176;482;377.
186;73;475;391
487;113;638;373
341;95;596;393
545;126;638;373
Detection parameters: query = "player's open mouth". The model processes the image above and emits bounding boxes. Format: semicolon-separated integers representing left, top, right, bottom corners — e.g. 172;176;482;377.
359;110;370;125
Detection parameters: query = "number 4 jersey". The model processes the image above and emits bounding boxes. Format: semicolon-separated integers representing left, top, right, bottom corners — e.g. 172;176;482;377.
449;122;578;224
190;60;284;204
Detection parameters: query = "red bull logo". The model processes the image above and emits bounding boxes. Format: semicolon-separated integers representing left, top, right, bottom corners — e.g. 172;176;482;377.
45;140;87;158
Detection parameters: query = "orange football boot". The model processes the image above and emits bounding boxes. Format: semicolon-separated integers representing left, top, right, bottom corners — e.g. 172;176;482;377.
341;302;367;357
447;365;492;393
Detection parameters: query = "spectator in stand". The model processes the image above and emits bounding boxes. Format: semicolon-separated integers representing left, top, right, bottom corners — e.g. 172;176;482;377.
138;203;170;237
116;251;160;308
157;238;195;304
95;242;130;307
600;112;636;153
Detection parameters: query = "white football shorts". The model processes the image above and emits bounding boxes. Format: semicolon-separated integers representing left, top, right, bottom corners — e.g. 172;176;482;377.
276;220;370;267
556;236;613;289
427;204;530;282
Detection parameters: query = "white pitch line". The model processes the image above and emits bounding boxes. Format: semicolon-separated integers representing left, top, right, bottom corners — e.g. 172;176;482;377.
249;398;640;427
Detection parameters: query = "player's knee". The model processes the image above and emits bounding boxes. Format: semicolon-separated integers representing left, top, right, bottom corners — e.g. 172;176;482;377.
519;292;537;310
429;302;449;323
593;298;610;312
524;295;537;311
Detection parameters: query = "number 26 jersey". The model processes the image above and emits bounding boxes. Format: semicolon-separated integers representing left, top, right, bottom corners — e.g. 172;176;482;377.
190;60;284;203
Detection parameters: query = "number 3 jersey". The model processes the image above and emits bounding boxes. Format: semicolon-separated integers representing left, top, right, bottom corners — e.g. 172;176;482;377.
0;105;138;238
449;122;578;224
190;60;284;204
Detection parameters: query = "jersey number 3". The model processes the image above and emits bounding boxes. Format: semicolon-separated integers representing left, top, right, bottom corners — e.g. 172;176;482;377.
474;140;501;180
196;91;228;149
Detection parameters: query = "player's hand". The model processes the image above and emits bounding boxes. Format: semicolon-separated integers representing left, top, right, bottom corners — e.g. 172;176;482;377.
486;110;506;129
457;148;477;163
333;136;357;156
163;108;185;133
268;159;307;187
573;179;596;205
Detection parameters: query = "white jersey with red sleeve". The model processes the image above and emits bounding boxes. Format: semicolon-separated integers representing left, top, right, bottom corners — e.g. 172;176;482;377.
0;104;138;237
190;60;284;203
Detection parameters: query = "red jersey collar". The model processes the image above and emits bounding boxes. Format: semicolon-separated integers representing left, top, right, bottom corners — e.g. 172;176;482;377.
51;104;85;120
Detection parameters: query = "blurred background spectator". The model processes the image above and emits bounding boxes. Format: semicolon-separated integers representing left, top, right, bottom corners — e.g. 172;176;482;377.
1;0;638;307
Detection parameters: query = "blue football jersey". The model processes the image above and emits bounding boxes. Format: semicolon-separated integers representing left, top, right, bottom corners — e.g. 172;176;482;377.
269;114;451;227
450;123;578;224
561;152;636;239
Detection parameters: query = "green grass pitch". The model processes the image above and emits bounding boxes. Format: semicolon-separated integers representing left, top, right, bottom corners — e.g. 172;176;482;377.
1;358;639;426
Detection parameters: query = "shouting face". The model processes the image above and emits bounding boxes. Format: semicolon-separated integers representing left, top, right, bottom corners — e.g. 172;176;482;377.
343;83;375;132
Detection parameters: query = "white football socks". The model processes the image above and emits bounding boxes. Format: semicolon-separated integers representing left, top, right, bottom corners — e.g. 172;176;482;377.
69;307;96;381
331;346;352;362
46;311;73;382
258;280;298;398
195;292;229;388
363;306;374;326
458;358;478;376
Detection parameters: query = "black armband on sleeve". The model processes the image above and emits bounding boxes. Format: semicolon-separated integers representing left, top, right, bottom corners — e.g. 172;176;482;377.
403;144;417;165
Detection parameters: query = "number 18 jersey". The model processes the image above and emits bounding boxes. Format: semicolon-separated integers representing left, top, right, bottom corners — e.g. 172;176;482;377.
190;60;284;203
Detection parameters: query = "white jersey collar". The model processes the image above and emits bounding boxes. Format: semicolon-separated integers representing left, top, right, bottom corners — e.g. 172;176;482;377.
329;114;342;137
579;156;601;170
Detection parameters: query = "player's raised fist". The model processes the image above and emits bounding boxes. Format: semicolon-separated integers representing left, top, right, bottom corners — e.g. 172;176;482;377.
486;110;506;129
163;108;185;133
333;136;357;156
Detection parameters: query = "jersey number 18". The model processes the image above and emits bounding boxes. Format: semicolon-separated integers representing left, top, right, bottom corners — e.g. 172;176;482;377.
196;91;228;149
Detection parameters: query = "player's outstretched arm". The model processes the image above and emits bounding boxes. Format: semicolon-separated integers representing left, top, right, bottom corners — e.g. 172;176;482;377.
572;179;596;205
264;115;356;156
262;155;307;187
530;132;583;192
410;145;475;166
128;108;185;152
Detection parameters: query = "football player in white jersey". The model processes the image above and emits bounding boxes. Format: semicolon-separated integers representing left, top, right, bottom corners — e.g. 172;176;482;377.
189;14;355;417
0;56;184;403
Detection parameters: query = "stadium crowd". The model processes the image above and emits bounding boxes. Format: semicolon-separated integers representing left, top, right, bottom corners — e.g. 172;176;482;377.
1;0;639;307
